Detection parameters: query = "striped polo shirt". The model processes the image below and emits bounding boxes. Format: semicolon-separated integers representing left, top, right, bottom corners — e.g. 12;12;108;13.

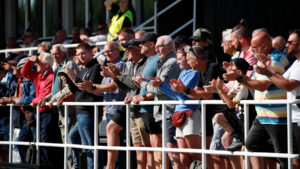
253;49;288;124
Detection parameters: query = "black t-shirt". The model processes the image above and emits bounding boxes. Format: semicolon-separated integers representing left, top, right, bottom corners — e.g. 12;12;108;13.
196;62;226;113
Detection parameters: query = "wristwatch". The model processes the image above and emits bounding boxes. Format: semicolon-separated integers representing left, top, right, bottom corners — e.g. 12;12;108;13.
237;75;243;83
92;84;97;90
142;94;147;101
184;88;191;94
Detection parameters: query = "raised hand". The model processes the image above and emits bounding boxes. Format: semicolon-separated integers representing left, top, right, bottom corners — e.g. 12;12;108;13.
77;80;93;91
170;79;186;93
149;77;162;87
222;61;232;72
223;70;239;81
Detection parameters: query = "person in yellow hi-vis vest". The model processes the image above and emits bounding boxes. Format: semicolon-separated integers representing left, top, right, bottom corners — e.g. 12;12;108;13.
105;0;136;41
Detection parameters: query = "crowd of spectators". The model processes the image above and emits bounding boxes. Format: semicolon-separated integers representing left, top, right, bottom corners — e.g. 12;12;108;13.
1;1;300;169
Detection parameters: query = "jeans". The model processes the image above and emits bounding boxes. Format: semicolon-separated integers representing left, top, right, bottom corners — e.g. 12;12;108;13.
17;121;36;163
40;110;63;169
77;113;104;169
69;122;81;169
246;119;288;169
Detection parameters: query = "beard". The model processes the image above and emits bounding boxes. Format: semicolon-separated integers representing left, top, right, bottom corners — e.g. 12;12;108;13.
287;48;297;56
235;42;242;52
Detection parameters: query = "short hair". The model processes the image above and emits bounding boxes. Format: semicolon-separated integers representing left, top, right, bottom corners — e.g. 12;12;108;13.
222;29;232;42
118;27;135;36
52;44;67;54
184;45;206;60
252;28;269;37
40;52;54;66
290;29;300;39
80;27;91;37
38;41;52;53
158;35;175;51
107;41;119;50
76;42;92;51
232;19;251;40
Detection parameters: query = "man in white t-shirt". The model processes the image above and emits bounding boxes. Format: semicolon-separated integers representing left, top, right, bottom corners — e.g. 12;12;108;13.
256;29;300;168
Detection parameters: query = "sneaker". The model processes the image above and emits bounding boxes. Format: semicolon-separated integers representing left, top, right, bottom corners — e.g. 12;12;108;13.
225;139;243;151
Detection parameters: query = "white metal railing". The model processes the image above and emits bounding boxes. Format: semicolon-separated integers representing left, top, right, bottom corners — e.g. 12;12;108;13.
0;41;107;58
0;99;299;169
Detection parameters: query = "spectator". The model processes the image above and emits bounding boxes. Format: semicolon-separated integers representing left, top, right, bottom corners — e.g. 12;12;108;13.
1;56;36;163
255;29;300;168
135;30;146;39
170;45;226;169
21;52;63;169
55;29;70;44
80;24;108;43
37;41;52;54
117;28;135;61
64;43;104;169
223;32;289;169
221;29;239;60
148;45;202;168
231;20;258;68
71;27;81;44
273;36;296;65
105;0;136;41
134;35;182;169
103;39;150;169
76;41;127;169
132;32;162;169
39;44;79;142
190;28;217;63
173;35;192;51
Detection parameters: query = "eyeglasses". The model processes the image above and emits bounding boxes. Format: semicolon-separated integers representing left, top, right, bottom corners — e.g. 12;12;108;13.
155;44;168;49
140;41;150;45
287;40;300;45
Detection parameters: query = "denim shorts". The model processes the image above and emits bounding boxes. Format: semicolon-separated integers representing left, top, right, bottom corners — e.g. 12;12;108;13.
159;118;177;143
209;118;226;156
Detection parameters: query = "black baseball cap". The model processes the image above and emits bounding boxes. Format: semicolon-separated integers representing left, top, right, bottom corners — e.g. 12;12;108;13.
121;39;141;49
138;32;158;43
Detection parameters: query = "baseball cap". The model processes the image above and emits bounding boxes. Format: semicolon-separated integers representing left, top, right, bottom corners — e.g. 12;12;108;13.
8;54;27;66
121;39;141;49
2;53;17;63
138;32;158;43
174;35;191;45
190;28;213;44
16;57;29;70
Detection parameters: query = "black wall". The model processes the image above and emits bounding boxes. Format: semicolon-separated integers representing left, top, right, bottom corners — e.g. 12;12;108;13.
157;0;300;42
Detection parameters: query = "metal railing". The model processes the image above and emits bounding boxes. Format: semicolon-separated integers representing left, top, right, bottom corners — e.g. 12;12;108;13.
0;41;107;58
0;99;299;169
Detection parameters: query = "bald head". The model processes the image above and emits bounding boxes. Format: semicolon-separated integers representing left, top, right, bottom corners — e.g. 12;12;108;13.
272;36;286;52
251;32;273;56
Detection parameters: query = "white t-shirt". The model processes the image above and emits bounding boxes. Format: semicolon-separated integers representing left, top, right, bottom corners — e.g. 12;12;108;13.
283;60;300;122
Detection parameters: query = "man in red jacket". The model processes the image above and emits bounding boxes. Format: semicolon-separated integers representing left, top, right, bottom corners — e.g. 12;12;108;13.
21;52;63;169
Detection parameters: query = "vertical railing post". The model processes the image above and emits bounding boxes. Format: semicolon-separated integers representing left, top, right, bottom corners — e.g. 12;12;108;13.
8;105;13;162
154;0;158;33
201;102;207;169
193;0;196;32
64;105;69;169
94;105;99;169
162;104;166;169
36;106;40;165
126;104;131;169
287;103;293;169
244;103;250;169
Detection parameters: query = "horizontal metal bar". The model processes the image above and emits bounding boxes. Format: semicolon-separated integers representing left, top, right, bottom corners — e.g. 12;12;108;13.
170;19;193;36
0;41;107;54
134;0;182;31
3;141;298;159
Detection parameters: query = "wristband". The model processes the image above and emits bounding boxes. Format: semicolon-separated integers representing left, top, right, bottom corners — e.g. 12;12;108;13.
92;84;97;90
184;88;191;94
